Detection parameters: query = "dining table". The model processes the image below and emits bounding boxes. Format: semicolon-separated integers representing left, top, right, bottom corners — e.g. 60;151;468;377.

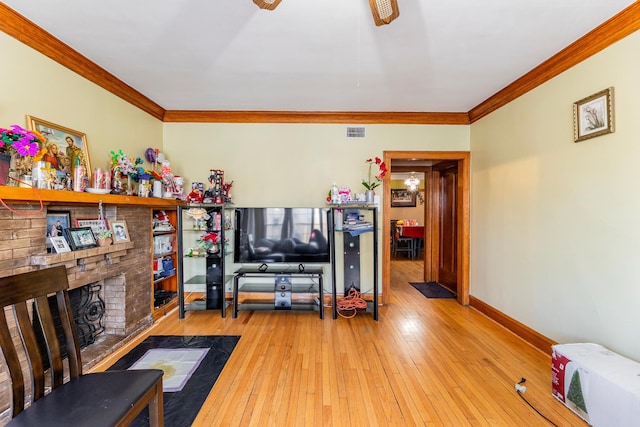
399;225;424;258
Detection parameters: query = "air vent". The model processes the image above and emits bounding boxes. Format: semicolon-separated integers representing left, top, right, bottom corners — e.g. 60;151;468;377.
346;126;366;138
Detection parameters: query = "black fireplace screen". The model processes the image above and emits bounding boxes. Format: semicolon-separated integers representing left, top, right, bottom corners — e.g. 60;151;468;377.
34;282;105;365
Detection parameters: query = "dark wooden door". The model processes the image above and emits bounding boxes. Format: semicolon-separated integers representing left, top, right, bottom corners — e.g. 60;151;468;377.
434;162;457;290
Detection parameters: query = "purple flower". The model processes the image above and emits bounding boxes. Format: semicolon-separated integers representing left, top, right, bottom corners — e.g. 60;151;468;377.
13;138;39;156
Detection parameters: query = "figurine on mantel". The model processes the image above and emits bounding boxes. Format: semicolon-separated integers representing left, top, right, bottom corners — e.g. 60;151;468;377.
203;169;233;204
159;161;186;200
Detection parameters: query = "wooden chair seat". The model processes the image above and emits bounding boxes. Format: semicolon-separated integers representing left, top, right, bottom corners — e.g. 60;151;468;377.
0;266;164;426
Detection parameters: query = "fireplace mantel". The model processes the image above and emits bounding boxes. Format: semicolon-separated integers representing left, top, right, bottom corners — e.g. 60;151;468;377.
0;186;185;208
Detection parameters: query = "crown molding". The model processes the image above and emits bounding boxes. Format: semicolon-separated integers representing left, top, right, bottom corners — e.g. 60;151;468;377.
162;110;470;124
468;2;640;123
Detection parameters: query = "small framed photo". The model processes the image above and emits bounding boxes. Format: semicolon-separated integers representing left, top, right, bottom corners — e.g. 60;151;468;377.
390;189;416;207
111;220;130;243
573;87;614;142
64;227;98;251
75;218;109;235
48;236;71;253
46;211;71;238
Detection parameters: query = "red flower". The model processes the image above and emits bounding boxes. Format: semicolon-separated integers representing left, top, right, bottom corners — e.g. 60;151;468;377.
363;156;387;190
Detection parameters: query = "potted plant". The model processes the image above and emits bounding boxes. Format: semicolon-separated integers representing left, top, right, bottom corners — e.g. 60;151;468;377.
362;156;387;203
96;229;112;246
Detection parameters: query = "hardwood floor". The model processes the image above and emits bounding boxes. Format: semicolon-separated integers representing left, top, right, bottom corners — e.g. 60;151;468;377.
92;261;585;426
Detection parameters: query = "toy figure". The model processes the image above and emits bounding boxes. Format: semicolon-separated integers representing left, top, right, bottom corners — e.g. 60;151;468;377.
187;187;204;203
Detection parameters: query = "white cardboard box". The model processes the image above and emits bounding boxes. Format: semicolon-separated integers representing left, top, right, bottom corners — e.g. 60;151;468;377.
551;343;640;426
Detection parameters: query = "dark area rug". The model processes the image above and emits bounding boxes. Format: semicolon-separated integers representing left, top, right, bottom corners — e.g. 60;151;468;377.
409;281;456;299
108;335;240;426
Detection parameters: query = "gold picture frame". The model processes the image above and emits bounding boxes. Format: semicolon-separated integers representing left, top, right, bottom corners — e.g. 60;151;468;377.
111;220;131;243
573;87;614;142
26;115;91;175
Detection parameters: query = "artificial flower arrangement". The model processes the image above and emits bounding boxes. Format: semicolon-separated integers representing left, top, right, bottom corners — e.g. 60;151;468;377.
0;125;45;156
110;150;145;178
184;231;219;256
110;149;162;194
362;156;387;190
0;125;47;177
95;228;113;239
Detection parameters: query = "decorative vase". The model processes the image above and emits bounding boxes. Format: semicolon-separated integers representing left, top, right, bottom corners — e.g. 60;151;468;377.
0;152;13;186
18;174;33;188
126;175;134;195
365;189;375;203
97;237;112;247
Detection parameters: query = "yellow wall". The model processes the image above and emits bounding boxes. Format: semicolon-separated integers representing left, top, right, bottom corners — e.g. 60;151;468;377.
162;123;468;206
470;30;640;360
163;123;468;293
0;32;162;172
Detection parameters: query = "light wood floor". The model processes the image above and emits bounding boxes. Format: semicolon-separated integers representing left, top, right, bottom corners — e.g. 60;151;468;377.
93;261;586;426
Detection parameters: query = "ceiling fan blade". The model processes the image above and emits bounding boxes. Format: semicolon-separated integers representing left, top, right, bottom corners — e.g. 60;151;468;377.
368;0;400;26
253;0;283;10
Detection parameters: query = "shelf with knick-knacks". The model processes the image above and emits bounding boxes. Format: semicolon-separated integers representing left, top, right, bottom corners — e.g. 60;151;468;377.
152;209;178;318
178;204;233;318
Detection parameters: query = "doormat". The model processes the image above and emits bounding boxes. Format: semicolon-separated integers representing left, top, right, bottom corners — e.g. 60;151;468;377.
409;281;456;299
108;335;240;426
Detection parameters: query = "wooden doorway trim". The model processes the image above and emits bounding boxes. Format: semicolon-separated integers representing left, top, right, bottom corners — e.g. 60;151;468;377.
382;151;470;305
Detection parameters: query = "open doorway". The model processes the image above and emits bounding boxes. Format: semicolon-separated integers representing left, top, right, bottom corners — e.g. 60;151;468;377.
382;151;470;306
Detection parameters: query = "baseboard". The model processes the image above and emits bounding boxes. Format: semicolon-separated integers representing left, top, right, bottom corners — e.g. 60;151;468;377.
469;296;556;356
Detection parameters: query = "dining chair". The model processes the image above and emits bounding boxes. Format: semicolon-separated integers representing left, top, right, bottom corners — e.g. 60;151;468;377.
391;221;413;259
0;265;164;426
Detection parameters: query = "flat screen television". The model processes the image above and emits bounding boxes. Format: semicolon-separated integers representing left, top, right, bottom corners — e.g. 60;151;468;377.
234;207;330;265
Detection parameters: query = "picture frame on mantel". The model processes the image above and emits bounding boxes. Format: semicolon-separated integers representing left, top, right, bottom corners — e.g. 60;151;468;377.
46;211;71;238
111;220;131;243
26;115;91;175
64;227;98;251
573;87;614;142
49;236;71;253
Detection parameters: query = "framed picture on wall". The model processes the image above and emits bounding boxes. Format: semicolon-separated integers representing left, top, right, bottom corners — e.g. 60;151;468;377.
26;115;91;175
573;87;614;142
390;189;416;207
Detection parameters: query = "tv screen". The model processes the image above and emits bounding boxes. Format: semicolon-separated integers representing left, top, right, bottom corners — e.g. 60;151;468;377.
234;207;330;265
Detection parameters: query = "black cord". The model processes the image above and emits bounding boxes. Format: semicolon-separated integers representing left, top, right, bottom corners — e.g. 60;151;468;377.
515;378;559;427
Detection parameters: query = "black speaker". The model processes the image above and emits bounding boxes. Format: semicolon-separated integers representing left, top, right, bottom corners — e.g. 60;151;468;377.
343;232;361;294
274;274;292;309
206;259;223;309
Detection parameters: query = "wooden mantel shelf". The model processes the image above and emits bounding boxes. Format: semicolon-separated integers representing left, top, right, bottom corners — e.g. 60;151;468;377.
0;186;185;207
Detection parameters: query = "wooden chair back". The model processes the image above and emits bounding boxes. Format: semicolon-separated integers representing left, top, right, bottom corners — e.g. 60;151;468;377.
0;266;82;417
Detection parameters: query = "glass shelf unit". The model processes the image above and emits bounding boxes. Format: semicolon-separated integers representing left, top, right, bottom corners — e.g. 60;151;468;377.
177;204;233;318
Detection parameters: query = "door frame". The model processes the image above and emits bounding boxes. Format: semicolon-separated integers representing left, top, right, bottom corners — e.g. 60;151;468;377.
382;151;470;305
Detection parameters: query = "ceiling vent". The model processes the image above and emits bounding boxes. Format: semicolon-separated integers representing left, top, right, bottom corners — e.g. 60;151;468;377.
346;126;366;138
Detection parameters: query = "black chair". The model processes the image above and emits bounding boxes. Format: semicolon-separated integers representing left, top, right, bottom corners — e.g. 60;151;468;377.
0;266;164;426
391;221;413;259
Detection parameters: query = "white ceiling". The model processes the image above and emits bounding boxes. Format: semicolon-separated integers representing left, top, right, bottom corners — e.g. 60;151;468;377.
3;0;635;112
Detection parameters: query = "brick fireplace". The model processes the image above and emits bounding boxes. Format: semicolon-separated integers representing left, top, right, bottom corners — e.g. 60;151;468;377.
0;189;181;422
